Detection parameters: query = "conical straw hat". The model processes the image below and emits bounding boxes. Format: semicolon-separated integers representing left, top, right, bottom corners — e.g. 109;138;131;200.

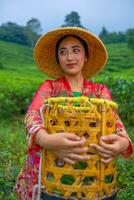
34;27;108;79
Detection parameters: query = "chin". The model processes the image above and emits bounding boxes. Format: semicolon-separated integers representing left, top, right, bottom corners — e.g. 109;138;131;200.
65;72;80;76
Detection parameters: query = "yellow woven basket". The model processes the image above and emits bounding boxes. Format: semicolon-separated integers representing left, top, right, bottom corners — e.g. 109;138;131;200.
41;97;117;199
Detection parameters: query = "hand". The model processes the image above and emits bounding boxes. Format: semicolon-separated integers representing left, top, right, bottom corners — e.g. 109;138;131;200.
90;134;129;163
44;132;90;165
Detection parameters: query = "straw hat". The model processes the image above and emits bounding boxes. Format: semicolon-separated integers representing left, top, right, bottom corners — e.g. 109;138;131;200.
34;27;108;79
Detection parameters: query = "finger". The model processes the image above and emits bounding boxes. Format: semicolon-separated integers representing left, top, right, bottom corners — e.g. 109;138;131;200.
101;157;113;163
99;152;113;159
101;135;119;142
67;153;90;162
63;157;76;165
66;133;82;141
99;139;119;152
67;139;86;148
72;147;89;154
90;144;113;155
99;140;116;153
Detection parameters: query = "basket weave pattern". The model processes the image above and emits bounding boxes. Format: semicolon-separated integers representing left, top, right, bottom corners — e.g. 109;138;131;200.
41;97;117;199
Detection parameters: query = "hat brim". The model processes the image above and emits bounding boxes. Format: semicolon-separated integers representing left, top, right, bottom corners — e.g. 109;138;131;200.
34;27;108;79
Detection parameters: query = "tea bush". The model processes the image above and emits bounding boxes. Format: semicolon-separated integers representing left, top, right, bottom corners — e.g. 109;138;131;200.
0;40;134;199
0;75;134;125
95;75;134;125
0;120;133;200
0;74;42;118
0;119;26;200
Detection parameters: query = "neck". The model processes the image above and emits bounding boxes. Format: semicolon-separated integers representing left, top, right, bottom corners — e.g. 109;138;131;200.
65;73;84;92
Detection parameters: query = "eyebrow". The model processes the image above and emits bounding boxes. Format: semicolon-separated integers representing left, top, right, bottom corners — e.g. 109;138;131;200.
72;45;81;49
59;45;81;51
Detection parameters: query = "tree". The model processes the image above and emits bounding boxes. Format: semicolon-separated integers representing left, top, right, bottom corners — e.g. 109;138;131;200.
0;19;42;47
0;22;29;45
99;27;127;44
26;18;42;34
127;29;134;52
62;11;85;28
24;18;42;47
23;26;39;48
118;31;127;43
99;27;109;40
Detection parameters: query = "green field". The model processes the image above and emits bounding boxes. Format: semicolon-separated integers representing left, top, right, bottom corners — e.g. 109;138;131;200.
0;40;134;199
0;40;134;81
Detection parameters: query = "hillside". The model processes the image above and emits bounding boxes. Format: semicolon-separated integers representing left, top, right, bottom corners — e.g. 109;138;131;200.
0;40;46;85
0;40;134;84
106;43;134;73
0;41;134;200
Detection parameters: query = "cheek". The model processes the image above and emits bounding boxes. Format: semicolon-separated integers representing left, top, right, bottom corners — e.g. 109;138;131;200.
58;56;66;67
59;59;65;69
78;54;86;63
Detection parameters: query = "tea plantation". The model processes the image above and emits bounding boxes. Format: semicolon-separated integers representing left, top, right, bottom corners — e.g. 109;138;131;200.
0;40;134;199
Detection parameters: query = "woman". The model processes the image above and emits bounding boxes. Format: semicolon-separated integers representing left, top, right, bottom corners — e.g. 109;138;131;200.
15;27;133;200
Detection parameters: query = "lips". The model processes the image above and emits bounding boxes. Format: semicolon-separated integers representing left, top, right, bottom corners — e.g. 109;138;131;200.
66;63;77;68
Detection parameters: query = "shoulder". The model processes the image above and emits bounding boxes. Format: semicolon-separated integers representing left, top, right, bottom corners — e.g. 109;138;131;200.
39;78;62;87
37;77;65;92
85;80;112;100
41;77;64;85
37;79;53;90
85;80;109;90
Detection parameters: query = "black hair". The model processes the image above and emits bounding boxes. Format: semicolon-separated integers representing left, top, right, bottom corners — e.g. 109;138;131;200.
55;34;89;63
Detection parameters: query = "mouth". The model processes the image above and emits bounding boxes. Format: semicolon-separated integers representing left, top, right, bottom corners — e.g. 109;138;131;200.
66;63;77;68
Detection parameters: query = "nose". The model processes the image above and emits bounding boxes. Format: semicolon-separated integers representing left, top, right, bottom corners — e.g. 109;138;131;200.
67;52;73;60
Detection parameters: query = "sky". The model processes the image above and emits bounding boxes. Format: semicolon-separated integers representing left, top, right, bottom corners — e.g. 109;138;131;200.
0;0;134;35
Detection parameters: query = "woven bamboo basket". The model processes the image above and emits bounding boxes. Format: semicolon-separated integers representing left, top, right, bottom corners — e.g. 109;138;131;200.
41;97;117;199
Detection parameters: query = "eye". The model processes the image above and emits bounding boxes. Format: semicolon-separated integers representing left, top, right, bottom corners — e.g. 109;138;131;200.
73;48;80;54
59;49;67;55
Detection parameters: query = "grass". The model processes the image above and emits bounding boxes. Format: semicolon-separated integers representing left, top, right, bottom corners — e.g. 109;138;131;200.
0;118;133;200
0;40;134;199
0;118;26;200
0;40;134;82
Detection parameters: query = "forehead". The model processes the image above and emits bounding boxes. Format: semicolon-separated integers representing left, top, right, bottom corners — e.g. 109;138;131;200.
58;36;84;48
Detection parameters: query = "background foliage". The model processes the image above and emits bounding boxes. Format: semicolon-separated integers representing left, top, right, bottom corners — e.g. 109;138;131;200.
0;12;134;49
0;14;134;199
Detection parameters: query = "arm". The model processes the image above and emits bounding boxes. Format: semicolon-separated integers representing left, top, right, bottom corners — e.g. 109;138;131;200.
25;80;53;149
90;84;133;163
35;130;89;164
25;80;89;164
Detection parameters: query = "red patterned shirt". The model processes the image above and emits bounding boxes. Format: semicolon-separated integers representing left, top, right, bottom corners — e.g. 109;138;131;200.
15;76;133;200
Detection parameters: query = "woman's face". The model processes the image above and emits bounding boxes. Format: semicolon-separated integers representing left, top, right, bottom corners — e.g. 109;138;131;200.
57;36;87;76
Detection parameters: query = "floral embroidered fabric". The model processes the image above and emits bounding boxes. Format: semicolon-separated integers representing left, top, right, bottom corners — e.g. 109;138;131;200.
15;76;133;200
